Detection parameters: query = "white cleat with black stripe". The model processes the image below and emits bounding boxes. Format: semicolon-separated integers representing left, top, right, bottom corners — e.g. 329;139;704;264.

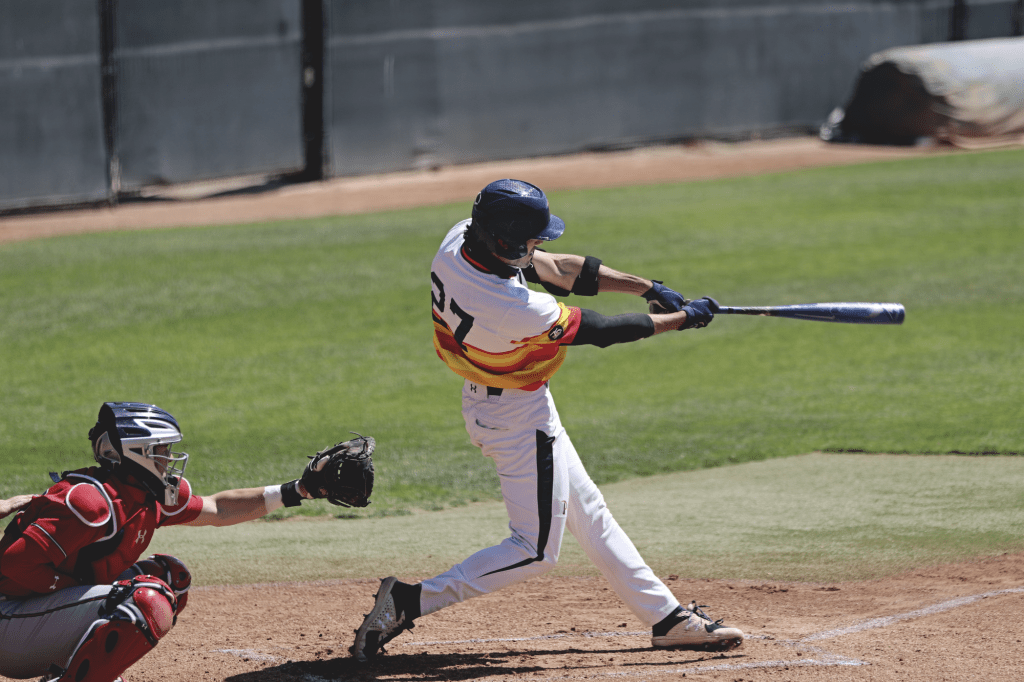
651;601;744;651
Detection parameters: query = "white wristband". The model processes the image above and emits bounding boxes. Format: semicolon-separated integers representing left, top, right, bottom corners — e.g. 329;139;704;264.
263;484;283;513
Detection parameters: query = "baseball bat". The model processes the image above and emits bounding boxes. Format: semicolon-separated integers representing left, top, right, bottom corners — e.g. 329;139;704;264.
713;302;905;325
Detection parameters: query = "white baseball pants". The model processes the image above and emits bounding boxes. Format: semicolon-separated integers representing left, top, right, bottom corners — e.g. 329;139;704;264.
0;585;113;678
418;380;680;626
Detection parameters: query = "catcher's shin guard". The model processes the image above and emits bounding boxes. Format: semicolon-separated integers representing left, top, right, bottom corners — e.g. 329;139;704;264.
50;576;177;682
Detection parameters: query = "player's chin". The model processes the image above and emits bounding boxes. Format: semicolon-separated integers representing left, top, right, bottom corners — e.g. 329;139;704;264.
502;253;533;269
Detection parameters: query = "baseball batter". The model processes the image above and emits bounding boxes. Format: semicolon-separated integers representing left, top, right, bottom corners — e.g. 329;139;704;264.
351;179;743;661
0;401;369;682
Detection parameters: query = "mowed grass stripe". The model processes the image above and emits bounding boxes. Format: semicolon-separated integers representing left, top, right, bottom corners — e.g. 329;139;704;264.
147;453;1024;585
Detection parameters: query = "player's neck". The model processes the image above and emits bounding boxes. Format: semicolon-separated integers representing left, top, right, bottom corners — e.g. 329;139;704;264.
461;231;518;279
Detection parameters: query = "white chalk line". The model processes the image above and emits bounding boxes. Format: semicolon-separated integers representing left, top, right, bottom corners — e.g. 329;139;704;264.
213;648;282;662
214;585;1024;677
800;585;1024;642
396;585;1024;678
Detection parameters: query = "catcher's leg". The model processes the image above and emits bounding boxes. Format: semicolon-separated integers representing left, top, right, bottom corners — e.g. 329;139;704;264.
0;586;113;679
120;553;192;619
47;575;178;682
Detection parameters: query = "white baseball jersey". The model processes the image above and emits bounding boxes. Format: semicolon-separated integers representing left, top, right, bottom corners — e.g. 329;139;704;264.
431;221;582;390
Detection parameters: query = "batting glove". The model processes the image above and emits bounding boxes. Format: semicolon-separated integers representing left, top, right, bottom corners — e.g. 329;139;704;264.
642;280;687;313
680;297;716;329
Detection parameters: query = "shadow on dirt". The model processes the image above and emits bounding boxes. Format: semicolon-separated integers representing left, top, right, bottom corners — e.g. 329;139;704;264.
225;647;740;681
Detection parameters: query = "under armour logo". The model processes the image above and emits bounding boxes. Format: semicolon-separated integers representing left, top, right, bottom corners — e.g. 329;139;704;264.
50;575;59;591
135;530;147;545
470;384;477;393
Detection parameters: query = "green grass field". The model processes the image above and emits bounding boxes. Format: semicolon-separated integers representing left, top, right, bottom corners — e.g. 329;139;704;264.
2;148;1023;583
146;453;1024;586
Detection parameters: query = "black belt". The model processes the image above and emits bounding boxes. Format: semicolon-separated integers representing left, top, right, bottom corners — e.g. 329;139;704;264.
487;386;503;397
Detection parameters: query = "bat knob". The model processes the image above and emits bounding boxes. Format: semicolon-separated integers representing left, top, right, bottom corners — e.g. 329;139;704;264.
648;299;669;314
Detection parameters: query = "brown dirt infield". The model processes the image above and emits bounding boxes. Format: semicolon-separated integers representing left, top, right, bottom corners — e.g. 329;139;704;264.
1;137;948;245
4;137;1021;681
132;552;1024;681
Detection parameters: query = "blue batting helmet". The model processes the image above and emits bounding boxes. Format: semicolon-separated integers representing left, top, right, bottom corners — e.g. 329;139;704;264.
470;179;565;260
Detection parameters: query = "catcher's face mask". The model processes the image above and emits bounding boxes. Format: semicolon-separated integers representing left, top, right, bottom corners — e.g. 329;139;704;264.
90;402;189;506
94;431;189;506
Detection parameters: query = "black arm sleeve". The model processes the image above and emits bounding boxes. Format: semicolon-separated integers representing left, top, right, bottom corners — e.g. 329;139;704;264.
570;308;655;348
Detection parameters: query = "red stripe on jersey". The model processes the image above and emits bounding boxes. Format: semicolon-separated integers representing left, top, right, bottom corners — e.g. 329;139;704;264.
460;246;494;275
433;305;582;390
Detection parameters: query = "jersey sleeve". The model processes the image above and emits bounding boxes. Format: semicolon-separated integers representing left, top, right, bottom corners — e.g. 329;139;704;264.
157;478;204;526
497;288;570;342
513;301;582;346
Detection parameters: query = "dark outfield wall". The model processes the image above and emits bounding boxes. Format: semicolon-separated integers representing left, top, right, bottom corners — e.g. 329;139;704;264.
1;0;306;210
2;0;1022;210
0;2;108;209
109;0;305;191
325;0;959;175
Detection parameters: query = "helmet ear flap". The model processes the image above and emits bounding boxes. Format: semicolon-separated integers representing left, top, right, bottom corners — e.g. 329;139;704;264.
90;403;123;465
92;431;122;465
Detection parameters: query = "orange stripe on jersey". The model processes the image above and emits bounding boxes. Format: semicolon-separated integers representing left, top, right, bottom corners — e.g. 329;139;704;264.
434;305;582;390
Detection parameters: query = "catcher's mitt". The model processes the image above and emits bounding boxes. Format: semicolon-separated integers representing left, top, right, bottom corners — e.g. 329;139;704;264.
302;433;375;507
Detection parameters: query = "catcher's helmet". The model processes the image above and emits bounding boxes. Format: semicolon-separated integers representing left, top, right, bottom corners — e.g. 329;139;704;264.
88;402;189;506
470;179;565;261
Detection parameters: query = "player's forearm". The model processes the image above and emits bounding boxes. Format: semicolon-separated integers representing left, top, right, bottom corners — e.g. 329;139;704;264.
650;310;690;335
192;483;311;527
597;266;654;296
0;494;33;520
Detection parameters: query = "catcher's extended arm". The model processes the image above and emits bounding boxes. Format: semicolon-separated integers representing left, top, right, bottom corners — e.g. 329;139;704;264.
301;433;375;507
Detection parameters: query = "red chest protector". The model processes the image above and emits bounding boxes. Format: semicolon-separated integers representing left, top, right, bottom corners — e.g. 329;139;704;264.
0;467;200;596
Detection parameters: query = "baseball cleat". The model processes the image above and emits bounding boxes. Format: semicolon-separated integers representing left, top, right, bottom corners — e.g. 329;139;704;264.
350;577;416;662
651;601;744;651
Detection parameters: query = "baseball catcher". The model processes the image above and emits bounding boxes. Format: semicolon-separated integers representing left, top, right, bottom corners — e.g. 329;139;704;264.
0;401;375;681
301;433;375;507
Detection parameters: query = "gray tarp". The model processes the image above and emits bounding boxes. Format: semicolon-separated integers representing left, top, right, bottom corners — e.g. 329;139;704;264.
822;36;1024;146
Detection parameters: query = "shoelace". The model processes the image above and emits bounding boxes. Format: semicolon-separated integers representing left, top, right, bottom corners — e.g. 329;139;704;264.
378;619;414;655
688;601;726;627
